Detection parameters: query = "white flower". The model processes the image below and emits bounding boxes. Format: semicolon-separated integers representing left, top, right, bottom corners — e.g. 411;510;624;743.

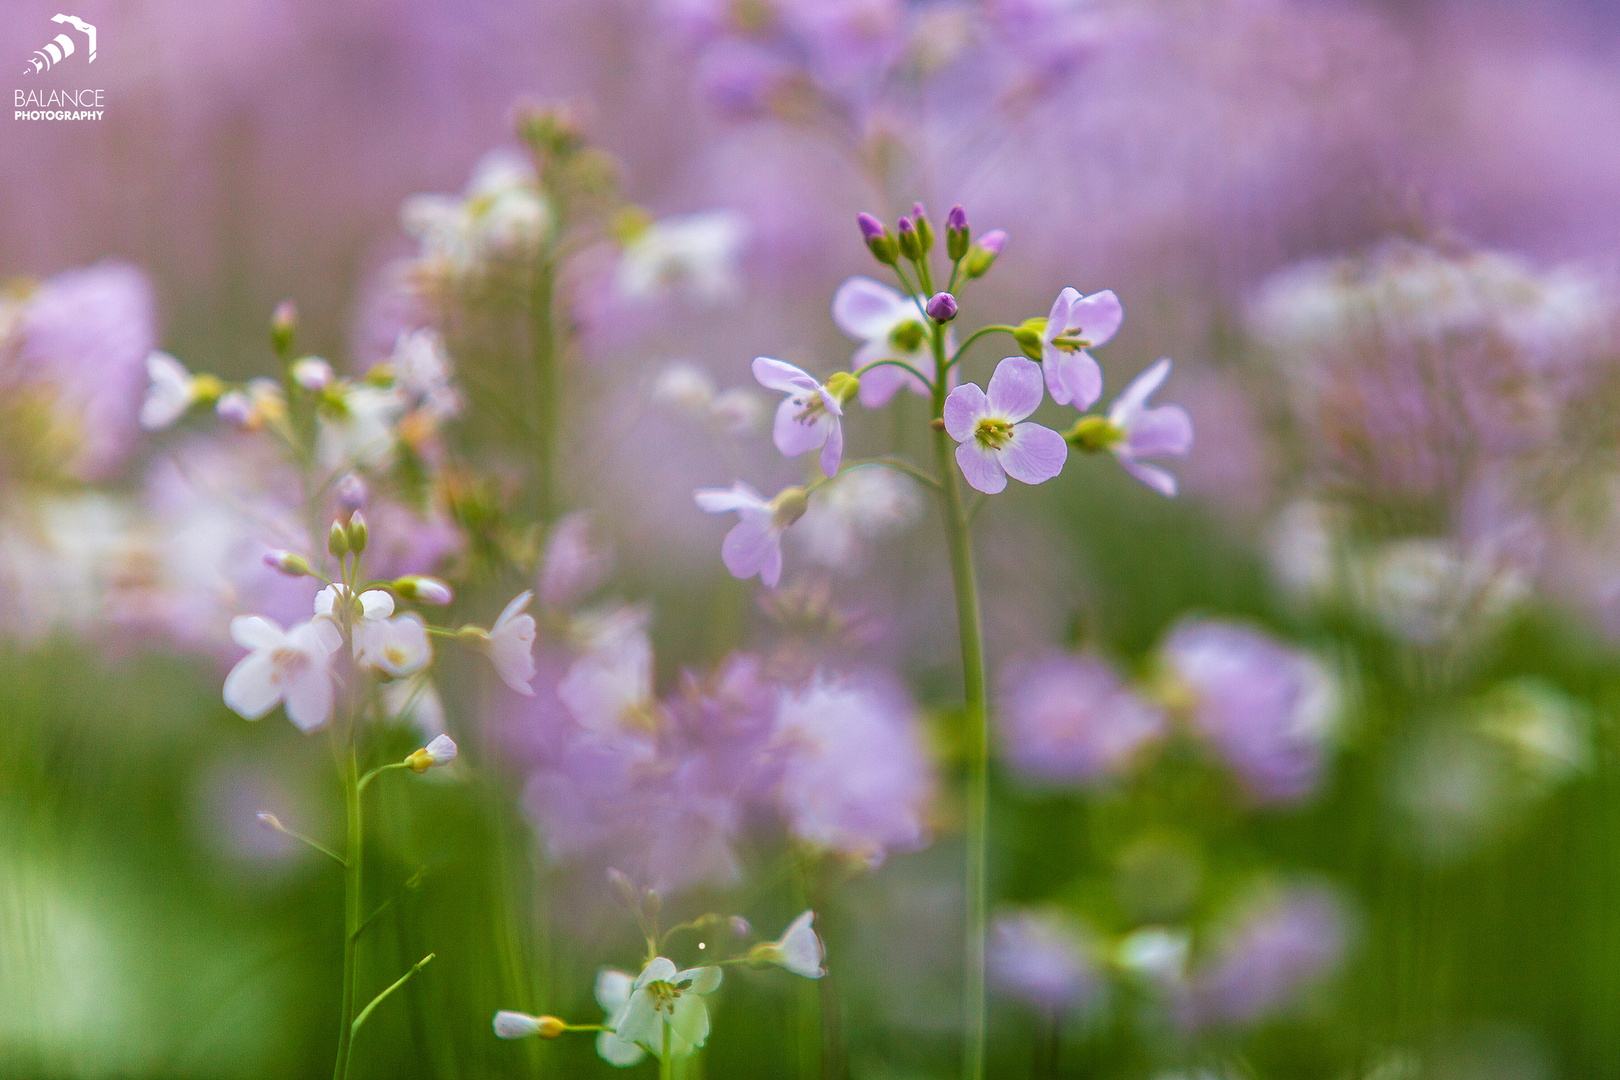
608;957;724;1060
389;329;462;419
749;910;826;978
493;1011;543;1040
291;357;334;391
593;969;648;1067
405;733;458;772
469;591;537;695
317;385;404;471
359;614;432;677
223;616;343;732
651;362;717;414
614;210;749;304
1116;927;1190;985
140;351;198;429
558;611;657;735
753;356;845;477
315;584;395;655
831;276;951;408
382;675;446;737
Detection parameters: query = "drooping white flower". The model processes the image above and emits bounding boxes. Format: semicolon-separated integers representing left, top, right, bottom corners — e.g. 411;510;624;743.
749;910;826;978
223;616;343;732
466;591;537;694
492;1011;564;1039
140;351;200;429
608;957;724;1060
752;357;845;477
405;733;458;772
943;356;1069;494
593;968;648;1067
614;210;749;304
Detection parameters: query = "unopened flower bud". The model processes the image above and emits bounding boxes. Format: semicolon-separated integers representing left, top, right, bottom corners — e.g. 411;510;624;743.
857;212;897;265
395;576;454;605
1014;318;1046;362
516;101;584;158
335;473;368;515
405;734;458;773
346;512;368;555
255;812;284;831
896;216;921;261
926;291;958;322
270;300;297;356
945;204;970;260
291;357;333;391
824;370;860;405
493;1011;562;1040
263;549;311;578
216;390;253;426
328;520;351;557
911;202;934;253
770;486;810;529
962;229;1006;279
930;417;947;432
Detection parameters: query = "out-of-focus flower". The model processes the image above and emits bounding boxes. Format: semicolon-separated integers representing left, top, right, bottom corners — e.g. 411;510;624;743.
470;591;537;695
614;211;749;305
831;276;938;408
540;511;614;609
222;615;343;732
359;614;432;677
748;910;826;978
316;383;404;472
402;149;550;278
588;969;645;1065
989;909;1106;1013
792;466;921;570
315;584;394;655
607;957;723;1060
388;329;462;420
1159;618;1340;803
1182;884;1351;1029
1038;288;1118;409
944;356;1068;495
405;733;458;772
558;608;658;736
753;356;846;476
997;652;1165;785
291;357;334;391
771;672;932;864
694;482;809;588
492;1011;565;1040
141;352;205;431
1117;926;1192;987
1069;358;1194;497
1351;536;1530;647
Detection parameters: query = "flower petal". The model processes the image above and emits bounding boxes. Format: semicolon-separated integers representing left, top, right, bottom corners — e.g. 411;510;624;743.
695;481;766;515
1120;457;1179;497
999;423;1068;486
818;418;844;477
359;590;395;620
832;275;908;339
943;382;989;441
1109;357;1171;426
596;969;635;1015
1055;349;1103;411
773;396;831;458
721;514;781;582
678;966;724;995
223;653;280;719
284;666;335;732
985;356;1045;420
752;356;819;394
1126;404;1194;459
1046;287;1079;334
667;994;711;1052
1068;290;1123;345
634;957;679;990
596;1029;647;1067
956;440;1008;494
230;615;285;651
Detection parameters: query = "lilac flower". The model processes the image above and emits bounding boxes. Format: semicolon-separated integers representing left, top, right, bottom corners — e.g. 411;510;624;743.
989;909;1106;1014
540;511;614;609
558;608;658;736
832;276;945;407
770;672;932;865
752;357;846;476
614;211;750;305
222;616;343;732
997;652;1165;785
943;357;1069;494
1183;884;1350;1029
1040;288;1121;409
1160;618;1340;803
694;482;810;588
1070;358;1195;496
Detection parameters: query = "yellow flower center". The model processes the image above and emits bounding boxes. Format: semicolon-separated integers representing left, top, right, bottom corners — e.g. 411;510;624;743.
974;417;1015;450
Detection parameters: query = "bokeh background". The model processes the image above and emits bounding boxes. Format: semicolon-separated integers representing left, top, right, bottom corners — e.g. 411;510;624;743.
6;0;1620;1077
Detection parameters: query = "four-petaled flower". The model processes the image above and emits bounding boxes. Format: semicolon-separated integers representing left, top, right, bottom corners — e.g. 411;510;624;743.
694;482;809;588
223;616;343;732
752;357;846;477
608;957;724;1060
1040;288;1121;409
1069;358;1194;496
141;351;202;430
466;591;537;695
748;910;827;978
943;357;1069;494
832;276;949;408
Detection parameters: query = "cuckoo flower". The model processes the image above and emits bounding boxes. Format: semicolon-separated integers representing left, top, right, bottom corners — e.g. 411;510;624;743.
694;482;810;588
610;957;724;1060
943;357;1069;495
593;969;647;1066
1040;288;1121;408
315;584;396;660
1068;358;1195;496
141;351;207;430
752;357;847;477
832;276;944;408
223;616;343;732
748;910;827;978
470;591;537;695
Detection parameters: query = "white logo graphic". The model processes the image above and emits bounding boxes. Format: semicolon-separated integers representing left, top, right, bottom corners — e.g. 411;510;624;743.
24;14;96;74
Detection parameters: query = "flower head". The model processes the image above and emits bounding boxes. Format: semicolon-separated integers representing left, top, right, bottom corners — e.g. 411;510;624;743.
360;613;432;677
989;909;1106;1013
694;482;810;588
472;591;537;695
608;957;724;1060
614;210;749;305
832;276;950;408
140;351;205;430
998;652;1165;785
405;733;458;772
748;910;826;978
943;356;1068;494
1040;288;1121;408
223;616;343;732
1070;358;1194;496
593;969;648;1066
752;357;846;477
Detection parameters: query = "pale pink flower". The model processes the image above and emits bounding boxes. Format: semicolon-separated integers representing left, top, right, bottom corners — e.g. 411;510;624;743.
943;357;1069;494
693;482;809;588
222;616;343;732
1101;358;1195;496
752;357;845;477
1041;288;1121;408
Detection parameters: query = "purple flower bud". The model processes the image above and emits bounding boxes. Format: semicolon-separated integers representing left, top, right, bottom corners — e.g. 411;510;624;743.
262;549;311;578
896;216;921;260
216;391;253;426
979;229;1007;256
857;212;886;242
926;291;959;322
912;202;928;221
946;204;971;260
946;205;968;231
857;212;898;265
896;215;914;235
335;473;368;514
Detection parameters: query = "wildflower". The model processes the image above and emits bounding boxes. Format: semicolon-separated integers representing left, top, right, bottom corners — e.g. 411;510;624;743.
215;390;253;426
393;575;454;605
223;616;343;732
1037;287;1121;408
693;482;810;588
317;383;403;471
926;291;958;322
593;969;647;1066
961;229;1006;280
997;652;1165;785
609;957;724;1060
140;351;206;430
291;357;334;391
943;356;1068;494
389;329;461;419
541;511;614;609
314;583;395;652
748;910;826;978
359;613;432;677
559;612;658;735
1066;358;1194;496
831;275;944;407
857;212;898;264
492;1011;565;1039
465;591;537;695
405;733;458;772
989;910;1105;1013
752;357;847;477
613;210;749;304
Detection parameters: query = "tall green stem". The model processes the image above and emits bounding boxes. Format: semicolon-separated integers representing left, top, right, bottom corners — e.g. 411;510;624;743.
929;322;989;1080
529;254;558;525
334;737;363;1080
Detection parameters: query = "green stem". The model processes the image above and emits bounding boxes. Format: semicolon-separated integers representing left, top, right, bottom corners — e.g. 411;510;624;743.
852;356;933;389
333;739;363;1080
929;322;989;1080
351;953;435;1035
529;252;559;526
660;1024;673;1080
947;325;1019;371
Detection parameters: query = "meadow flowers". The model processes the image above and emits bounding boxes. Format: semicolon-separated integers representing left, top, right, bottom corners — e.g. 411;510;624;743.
943;356;1068;495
